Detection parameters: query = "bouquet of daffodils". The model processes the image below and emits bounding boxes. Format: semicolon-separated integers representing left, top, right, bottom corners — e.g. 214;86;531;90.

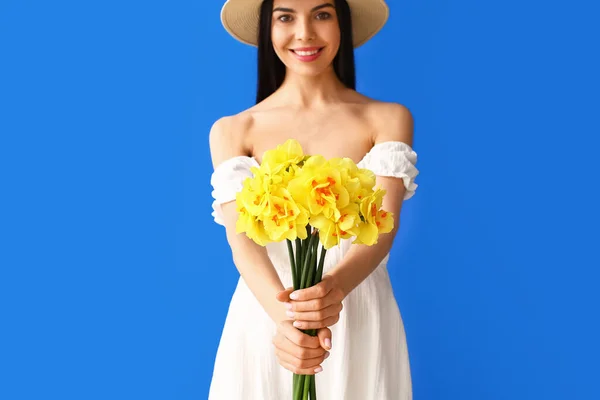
235;139;394;400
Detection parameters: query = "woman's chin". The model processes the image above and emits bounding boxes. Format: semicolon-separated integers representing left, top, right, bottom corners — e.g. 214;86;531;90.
283;58;335;76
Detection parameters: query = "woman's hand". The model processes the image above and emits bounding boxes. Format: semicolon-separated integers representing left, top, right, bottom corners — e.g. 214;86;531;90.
276;274;345;330
272;320;331;375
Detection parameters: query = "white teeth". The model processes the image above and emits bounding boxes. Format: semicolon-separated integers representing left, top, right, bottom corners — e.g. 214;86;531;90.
294;49;320;56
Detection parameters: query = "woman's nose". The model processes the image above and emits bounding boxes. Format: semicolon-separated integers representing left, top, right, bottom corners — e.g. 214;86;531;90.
295;18;316;42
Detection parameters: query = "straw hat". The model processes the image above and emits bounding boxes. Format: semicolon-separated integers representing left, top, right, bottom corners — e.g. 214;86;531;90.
221;0;389;48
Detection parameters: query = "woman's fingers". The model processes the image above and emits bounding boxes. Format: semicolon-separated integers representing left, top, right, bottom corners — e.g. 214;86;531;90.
273;335;327;360
289;277;334;301
285;301;344;329
286;296;335;313
272;321;334;374
288;303;343;322
275;347;329;371
272;322;329;373
276;287;294;303
278;359;324;375
277;320;321;348
285;288;344;313
292;314;340;330
317;328;332;350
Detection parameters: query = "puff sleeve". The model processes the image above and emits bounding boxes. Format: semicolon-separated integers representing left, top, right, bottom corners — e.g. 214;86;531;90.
359;141;419;200
210;156;259;226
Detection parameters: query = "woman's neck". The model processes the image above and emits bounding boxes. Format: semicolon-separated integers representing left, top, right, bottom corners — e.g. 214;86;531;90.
274;66;349;109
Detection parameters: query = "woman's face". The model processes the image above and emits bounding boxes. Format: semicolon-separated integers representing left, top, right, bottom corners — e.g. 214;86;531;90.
271;0;341;76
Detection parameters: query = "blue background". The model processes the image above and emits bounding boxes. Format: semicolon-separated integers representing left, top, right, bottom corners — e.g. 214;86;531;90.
1;0;599;399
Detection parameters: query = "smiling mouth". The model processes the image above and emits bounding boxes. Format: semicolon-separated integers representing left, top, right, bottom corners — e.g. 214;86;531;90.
290;47;324;56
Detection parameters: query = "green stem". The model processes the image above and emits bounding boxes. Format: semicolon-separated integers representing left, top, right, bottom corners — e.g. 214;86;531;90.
315;244;327;284
301;225;311;273
297;233;306;286
302;374;311;400
301;235;309;284
294;374;305;400
305;236;319;287
295;228;321;399
309;373;317;400
287;239;298;289
300;232;318;289
295;238;302;290
301;226;309;256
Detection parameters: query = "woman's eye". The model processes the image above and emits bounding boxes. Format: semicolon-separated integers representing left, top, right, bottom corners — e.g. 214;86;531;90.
276;12;331;22
316;12;332;20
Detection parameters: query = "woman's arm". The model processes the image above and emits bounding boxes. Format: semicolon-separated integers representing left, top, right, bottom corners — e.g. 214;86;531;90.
281;173;406;328
210;116;331;374
330;102;415;296
209;116;288;324
222;205;289;324
280;102;415;327
326;173;405;297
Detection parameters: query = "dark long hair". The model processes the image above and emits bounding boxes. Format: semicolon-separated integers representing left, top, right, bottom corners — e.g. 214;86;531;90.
256;0;356;104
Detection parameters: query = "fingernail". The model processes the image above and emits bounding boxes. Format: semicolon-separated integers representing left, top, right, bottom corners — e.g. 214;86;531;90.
314;366;323;373
284;302;293;310
324;352;330;359
286;310;295;318
290;292;299;300
293;321;302;328
324;338;332;349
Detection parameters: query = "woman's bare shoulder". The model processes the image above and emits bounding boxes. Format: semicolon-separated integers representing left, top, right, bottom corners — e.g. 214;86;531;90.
365;100;414;144
208;110;256;167
341;91;408;117
346;93;413;144
348;91;409;113
212;101;273;132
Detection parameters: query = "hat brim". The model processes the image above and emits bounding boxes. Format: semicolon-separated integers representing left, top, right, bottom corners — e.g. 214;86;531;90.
221;0;389;48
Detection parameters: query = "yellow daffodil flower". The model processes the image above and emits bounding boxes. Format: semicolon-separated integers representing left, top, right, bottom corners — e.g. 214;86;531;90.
260;138;305;175
353;188;395;245
235;206;271;245
262;187;309;242
288;155;350;221
311;203;361;249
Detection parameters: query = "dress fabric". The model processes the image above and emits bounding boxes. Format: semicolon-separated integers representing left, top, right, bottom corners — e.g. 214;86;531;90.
208;141;419;400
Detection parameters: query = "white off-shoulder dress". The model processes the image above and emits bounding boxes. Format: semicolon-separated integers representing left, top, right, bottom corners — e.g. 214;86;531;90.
208;141;419;400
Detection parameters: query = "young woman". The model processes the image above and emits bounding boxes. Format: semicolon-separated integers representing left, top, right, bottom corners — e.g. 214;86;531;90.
209;0;419;398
